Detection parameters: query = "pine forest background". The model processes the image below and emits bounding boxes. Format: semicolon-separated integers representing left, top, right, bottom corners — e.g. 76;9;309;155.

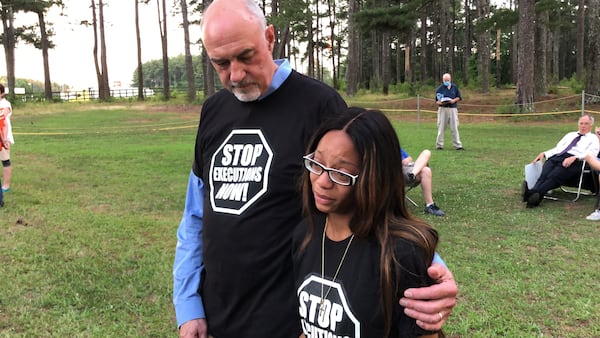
0;0;599;106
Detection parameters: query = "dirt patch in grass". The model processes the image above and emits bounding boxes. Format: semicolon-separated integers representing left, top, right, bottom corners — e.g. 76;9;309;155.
139;103;201;118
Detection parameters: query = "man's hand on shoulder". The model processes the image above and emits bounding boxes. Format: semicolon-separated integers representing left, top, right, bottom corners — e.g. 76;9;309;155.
400;263;458;331
179;318;208;338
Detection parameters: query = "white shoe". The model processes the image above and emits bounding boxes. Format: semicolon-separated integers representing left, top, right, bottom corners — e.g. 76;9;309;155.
585;209;600;221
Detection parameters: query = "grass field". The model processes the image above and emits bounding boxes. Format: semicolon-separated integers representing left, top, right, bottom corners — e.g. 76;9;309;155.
0;102;598;337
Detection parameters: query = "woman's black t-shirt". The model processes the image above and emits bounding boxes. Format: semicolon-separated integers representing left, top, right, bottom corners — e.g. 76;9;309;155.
292;215;437;338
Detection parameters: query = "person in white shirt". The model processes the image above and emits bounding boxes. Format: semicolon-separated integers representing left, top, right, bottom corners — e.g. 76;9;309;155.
522;114;599;208
0;84;13;193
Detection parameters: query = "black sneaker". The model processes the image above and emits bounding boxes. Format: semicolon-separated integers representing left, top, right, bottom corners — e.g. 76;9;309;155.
526;192;541;208
424;203;445;216
456;147;465;150
521;180;529;202
436;146;443;150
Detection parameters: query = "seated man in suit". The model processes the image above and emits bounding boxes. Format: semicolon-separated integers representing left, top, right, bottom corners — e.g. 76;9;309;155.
401;148;445;216
522;114;600;208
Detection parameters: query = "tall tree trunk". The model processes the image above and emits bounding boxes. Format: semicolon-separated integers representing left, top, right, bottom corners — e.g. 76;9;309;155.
586;0;600;95
516;0;535;112
551;11;560;84
135;0;144;100
201;47;215;97
336;29;342;88
433;0;452;77
91;0;100;91
201;0;215;97
404;45;410;83
271;0;290;59
376;0;390;94
464;0;471;86
99;0;110;100
419;13;427;84
576;0;584;81
314;0;321;81
274;25;289;59
410;30;417;84
431;8;440;78
511;29;518;84
449;0;456;76
405;32;413;84
327;0;337;89
510;0;518;85
37;11;53;100
396;38;403;83
371;31;381;90
307;15;314;78
476;0;490;93
181;0;196;101
1;5;16;100
89;0;108;100
534;10;548;97
345;0;359;96
495;28;501;88
382;31;390;95
439;0;451;76
157;0;170;99
270;0;281;56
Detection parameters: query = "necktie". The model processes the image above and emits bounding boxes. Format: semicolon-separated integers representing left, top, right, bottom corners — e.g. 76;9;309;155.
557;133;582;156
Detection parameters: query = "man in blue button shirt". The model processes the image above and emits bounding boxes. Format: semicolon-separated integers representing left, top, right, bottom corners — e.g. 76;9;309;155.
435;73;464;150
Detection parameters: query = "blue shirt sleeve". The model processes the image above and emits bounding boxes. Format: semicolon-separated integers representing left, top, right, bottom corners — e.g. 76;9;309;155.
173;170;205;327
435;87;443;101
433;252;447;269
400;147;410;160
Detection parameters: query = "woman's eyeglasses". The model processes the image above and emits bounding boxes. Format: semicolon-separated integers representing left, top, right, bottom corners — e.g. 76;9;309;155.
302;153;359;186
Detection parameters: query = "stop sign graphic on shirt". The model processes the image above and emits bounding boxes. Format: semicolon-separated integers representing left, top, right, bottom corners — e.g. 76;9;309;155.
209;129;273;215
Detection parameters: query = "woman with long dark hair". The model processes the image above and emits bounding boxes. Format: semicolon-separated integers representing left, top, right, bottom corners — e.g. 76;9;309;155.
293;107;441;337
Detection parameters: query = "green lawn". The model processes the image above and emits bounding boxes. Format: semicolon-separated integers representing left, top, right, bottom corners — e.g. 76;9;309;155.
0;103;598;337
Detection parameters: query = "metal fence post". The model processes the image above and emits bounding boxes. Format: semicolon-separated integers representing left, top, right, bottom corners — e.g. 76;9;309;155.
417;94;421;126
582;90;585;116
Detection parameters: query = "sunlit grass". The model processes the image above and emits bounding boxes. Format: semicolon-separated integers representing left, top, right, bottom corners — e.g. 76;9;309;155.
0;102;598;337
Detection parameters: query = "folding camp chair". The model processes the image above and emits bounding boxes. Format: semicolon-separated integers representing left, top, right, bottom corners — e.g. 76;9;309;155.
405;185;418;207
544;160;599;202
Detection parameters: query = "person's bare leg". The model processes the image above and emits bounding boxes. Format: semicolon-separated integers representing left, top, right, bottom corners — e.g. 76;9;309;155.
411;149;431;176
419;166;434;205
2;165;11;190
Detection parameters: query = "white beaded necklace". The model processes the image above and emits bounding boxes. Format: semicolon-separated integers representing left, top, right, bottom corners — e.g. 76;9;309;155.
319;217;355;316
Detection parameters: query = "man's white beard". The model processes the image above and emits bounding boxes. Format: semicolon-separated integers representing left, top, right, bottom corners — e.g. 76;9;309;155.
232;84;261;102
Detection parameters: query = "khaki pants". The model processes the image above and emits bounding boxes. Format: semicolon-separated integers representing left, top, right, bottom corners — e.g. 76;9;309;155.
436;107;462;149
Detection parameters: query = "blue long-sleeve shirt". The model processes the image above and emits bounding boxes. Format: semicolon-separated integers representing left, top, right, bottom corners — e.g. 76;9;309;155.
173;171;205;326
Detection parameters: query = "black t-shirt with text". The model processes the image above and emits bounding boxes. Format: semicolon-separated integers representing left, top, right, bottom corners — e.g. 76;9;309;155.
193;71;347;337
